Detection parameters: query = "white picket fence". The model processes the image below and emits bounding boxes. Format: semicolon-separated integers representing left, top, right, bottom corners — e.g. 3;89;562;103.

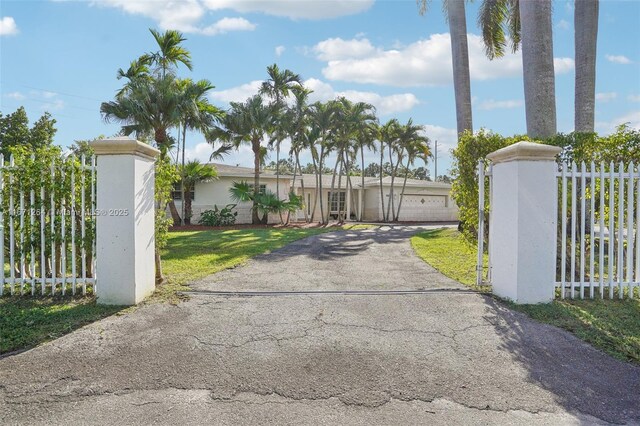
478;159;640;299
558;161;639;299
0;154;97;297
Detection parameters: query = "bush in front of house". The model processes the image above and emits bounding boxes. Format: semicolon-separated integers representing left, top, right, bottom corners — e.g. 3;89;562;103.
199;204;238;227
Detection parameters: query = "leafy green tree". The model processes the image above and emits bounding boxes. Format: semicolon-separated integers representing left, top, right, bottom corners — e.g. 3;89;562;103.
0;107;57;158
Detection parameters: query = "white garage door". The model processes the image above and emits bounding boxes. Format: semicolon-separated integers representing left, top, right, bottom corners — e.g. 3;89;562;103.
397;195;447;221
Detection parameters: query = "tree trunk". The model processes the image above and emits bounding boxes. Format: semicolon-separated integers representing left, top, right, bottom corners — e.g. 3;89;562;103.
328;152;341;223
168;200;181;226
286;152;299;225
297;153;309;223
447;0;473;136
336;157;344;223
396;158;411;221
311;154;320;223
184;189;193;225
575;0;599;133
520;0;557;139
360;146;366;221
379;140;386;222
180;123;187;226
252;140;261;225
385;144;395;222
155;250;163;284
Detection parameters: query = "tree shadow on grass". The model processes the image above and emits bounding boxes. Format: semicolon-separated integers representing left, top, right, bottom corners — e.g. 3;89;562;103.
482;295;640;424
0;296;124;357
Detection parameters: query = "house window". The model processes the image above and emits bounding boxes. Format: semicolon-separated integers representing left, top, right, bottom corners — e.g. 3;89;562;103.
248;184;267;195
328;191;346;212
171;184;195;201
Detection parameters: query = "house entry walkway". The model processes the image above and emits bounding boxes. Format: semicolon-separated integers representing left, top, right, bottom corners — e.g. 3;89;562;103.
1;226;639;424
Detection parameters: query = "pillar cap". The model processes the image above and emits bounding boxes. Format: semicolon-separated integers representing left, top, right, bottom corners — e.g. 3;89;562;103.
90;137;160;160
487;141;561;164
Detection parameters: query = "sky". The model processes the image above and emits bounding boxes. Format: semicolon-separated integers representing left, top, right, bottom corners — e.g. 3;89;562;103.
1;0;639;176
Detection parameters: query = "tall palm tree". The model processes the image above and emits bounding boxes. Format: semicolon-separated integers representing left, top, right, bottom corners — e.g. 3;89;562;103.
575;0;599;133
210;95;275;224
147;29;193;77
378;119;400;222
520;0;557;138
395;123;430;221
308;101;338;224
418;0;473;136
285;86;312;222
180;160;218;224
259;64;302;198
175;78;224;225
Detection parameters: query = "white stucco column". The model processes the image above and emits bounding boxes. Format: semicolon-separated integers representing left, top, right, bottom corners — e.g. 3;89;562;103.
90;137;160;305
487;142;561;304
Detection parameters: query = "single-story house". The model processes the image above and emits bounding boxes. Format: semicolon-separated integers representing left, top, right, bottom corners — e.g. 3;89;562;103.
172;163;458;224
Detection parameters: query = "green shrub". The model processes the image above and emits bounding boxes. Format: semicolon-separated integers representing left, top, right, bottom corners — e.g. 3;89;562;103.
199;204;238;227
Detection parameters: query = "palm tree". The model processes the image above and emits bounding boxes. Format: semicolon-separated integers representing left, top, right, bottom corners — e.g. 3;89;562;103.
210;95;275;224
308;101;338;224
418;0;473;136
180;160;217;224
575;0;599;133
378;119;400;222
520;0;557;138
175;78;224;225
259;64;302;199
147;29;193;77
347;102;377;221
395;123;430;221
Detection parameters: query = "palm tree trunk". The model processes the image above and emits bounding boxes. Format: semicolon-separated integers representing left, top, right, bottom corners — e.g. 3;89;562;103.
328;152;341;223
184;188;193;225
276;140;284;224
336;158;344;223
318;147;325;224
520;0;557;139
286;152;299;225
385;144;395;222
396;159;411;221
360;146;366;221
447;0;473;136
252;140;261;225
296;153;309;223
180;123;187;225
575;0;599;133
379;140;386;222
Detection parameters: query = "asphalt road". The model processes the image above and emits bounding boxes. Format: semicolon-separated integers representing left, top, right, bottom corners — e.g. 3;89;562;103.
1;226;639;425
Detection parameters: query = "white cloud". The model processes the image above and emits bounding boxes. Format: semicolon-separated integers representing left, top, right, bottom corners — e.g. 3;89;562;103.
302;78;418;115
201;0;374;20
91;0;372;31
0;16;18;36
478;99;524;110
557;19;570;30
200;17;255;35
614;111;640;129
318;33;574;87
628;94;640;103
422;125;458;152
5;91;25;100
606;54;632;64
275;45;285;57
313;37;376;61
183;142;215;162
209;80;262;104
595;92;617;102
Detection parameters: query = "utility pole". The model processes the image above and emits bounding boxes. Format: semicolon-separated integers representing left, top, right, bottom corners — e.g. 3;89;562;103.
434;140;438;182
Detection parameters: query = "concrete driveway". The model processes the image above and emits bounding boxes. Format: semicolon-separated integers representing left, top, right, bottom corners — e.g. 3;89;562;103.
1;226;639;425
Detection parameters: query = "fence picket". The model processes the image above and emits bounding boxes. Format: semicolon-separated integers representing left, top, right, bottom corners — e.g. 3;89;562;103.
627;163;634;297
589;161;595;299
9;155;15;295
0;155;3;296
599;163;605;298
617;163;624;298
50;160;56;295
609;162;615;299
561;164;567;297
19;185;25;295
571;162;577;298
71;157;77;295
580;162;586;298
81;154;87;294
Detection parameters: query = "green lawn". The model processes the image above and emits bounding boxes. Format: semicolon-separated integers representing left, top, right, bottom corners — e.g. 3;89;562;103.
1;225;363;355
411;228;640;364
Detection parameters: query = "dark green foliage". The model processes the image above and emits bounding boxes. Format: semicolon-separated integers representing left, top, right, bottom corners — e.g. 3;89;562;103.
199;204;238;227
0;107;57;158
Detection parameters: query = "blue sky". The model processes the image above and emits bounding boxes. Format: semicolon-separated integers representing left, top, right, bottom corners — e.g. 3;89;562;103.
1;0;639;175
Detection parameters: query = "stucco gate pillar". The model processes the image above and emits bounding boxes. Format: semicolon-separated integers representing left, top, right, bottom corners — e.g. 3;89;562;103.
90;137;159;305
486;142;561;304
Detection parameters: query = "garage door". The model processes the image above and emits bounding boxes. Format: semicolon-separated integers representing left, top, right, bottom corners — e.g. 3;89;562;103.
397;195;447;221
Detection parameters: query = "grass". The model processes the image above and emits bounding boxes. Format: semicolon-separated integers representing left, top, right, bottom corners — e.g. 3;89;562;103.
411;228;640;364
1;224;366;355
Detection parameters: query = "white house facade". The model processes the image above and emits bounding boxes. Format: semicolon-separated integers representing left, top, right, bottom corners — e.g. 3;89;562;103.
174;163;458;224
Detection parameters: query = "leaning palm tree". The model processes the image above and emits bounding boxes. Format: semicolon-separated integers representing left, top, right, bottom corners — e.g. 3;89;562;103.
259;64;302;198
210;95;275;224
575;0;599;133
417;0;473;136
308;101;338;224
180;160;218;224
